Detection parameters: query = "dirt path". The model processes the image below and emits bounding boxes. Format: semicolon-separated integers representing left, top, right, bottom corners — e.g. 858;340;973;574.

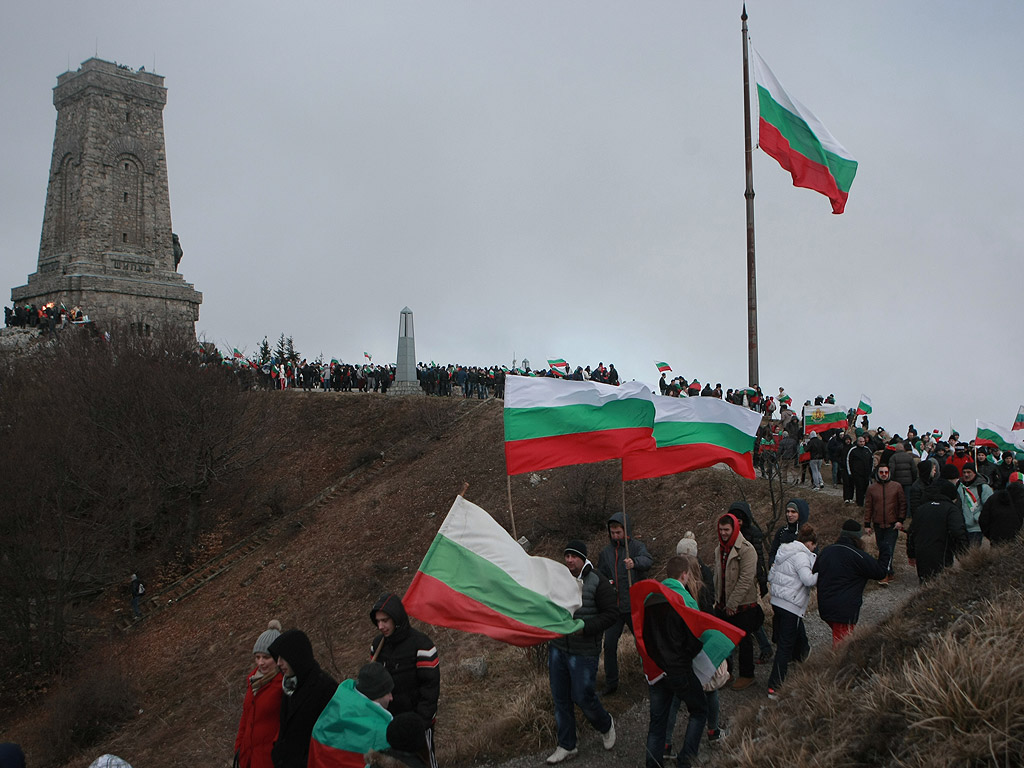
481;478;919;768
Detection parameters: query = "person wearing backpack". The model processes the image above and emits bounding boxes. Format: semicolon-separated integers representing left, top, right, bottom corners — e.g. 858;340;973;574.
130;574;145;618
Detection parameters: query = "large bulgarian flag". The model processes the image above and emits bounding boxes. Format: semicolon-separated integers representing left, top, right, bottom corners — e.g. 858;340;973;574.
752;47;858;214
856;395;873;416
976;420;1024;454
1013;406;1024;432
621;397;762;481
630;580;745;686
504;376;655;475
309;679;391;767
403;495;585;646
804;403;848;434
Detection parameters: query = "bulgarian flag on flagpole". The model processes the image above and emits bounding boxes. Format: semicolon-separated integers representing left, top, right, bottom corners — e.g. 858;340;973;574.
655;361;672;373
309;679;391;767
804;403;848;434
503;377;656;475
232;347;243;359
621;397;763;481
975;420;1024;454
364;352;372;361
856;395;873;416
751;47;858;214
630;580;745;686
547;358;569;373
403;496;585;646
1013;406;1024;432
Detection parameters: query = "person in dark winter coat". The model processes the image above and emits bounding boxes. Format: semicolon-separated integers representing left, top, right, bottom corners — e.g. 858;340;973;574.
597;512;653;695
979;477;1024;545
235;621;284;768
546;540;617;765
909;481;968;581
812;520;886;646
370;594;440;768
267;629;339;768
845;436;874;506
366;712;431;768
887;443;918;499
864;465;906;582
769;499;810;565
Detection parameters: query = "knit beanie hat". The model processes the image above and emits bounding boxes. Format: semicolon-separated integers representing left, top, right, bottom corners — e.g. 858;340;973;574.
88;757;133;768
253;619;283;655
962;462;976;474
564;539;588;559
1010;471;1023;484
675;531;698;557
934;479;959;501
940;463;961;481
386;712;426;753
356;662;394;701
840;519;863;539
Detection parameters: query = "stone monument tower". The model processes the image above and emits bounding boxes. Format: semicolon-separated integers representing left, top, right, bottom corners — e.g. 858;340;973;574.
389;306;423;396
11;58;201;335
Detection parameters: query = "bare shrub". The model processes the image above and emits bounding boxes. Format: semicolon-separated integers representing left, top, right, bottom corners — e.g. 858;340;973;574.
561;464;617;531
41;663;136;764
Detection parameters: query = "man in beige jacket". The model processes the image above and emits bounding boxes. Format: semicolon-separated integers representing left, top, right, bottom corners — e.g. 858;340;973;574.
713;511;763;690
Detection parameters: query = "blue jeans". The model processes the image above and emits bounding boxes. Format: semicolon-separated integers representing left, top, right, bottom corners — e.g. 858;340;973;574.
666;689;719;748
548;645;611;750
646;673;706;768
875;526;899;575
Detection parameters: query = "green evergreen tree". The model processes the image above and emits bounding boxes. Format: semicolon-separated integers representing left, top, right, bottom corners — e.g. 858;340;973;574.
285;336;300;365
274;334;287;363
257;336;272;365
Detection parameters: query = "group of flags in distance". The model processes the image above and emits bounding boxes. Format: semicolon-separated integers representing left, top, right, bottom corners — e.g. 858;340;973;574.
502;376;763;480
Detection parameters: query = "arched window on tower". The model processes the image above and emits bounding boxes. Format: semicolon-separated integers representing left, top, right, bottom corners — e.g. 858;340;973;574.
56;153;76;247
113;154;144;250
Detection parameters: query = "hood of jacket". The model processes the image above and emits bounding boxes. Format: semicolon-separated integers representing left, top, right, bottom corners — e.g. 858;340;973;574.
717;512;742;550
606;511;636;540
785;498;810;529
773;540;809;567
371;592;412;642
728;501;753;530
267;629;317;680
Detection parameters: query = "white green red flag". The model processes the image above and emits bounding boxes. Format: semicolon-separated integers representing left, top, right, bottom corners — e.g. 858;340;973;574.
1013;406;1024;432
309;679;391;767
621;397;762;481
630;580;745;686
856;395;873;416
752;48;858;214
232;347;243;359
655;361;672;373
364;352;372;361
547;358;569;372
779;392;792;407
804;403;848;434
975;421;1024;454
403;496;585;646
503;377;655;475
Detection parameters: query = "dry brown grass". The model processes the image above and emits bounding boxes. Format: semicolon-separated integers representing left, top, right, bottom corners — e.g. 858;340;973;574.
716;538;1024;768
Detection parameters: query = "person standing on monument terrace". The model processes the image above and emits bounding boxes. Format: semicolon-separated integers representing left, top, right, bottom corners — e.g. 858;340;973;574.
370;593;440;768
597;512;653;696
546;540;617;765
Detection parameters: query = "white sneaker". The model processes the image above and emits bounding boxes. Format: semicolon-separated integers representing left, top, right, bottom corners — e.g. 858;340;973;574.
602;716;616;750
546;746;578;764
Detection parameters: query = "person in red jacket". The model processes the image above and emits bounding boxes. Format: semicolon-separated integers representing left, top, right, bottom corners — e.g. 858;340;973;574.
235;620;284;768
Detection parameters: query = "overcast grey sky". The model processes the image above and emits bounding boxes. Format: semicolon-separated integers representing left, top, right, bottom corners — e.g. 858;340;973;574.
2;1;1021;438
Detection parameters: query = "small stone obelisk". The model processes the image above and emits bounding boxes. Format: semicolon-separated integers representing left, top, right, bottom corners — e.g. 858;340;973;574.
389;306;422;396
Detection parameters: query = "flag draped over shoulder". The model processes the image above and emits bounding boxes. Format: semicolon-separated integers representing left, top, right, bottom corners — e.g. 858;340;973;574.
503;377;655;475
976;420;1024;454
630;580;745;686
621;397;762;481
856;395;873;416
804;403;848;434
751;48;858;214
403;496;585;646
309;679;391;768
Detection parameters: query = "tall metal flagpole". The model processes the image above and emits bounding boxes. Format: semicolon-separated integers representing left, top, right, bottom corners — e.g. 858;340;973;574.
742;5;759;387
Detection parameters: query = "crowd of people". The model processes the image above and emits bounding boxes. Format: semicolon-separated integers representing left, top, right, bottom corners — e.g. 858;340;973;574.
4;301;88;333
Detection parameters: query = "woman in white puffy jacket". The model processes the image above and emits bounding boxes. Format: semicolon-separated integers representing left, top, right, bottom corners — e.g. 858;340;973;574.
766;524;818;697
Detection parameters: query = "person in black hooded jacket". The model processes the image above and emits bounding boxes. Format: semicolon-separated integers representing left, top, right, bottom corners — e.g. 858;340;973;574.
596;511;652;695
267;629;338;768
728;501;773;664
909;480;968;581
769;499;810;565
370;593;440;768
